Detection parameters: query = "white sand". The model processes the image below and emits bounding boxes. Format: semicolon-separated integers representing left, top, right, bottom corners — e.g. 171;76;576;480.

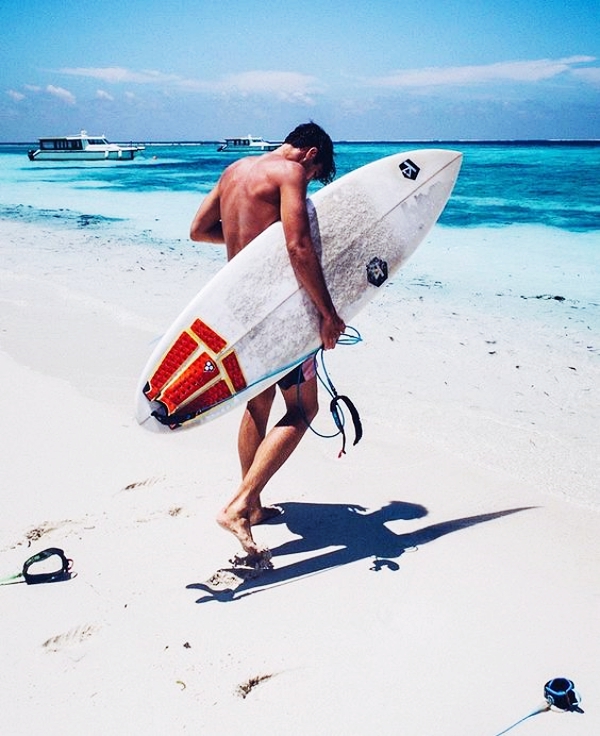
1;218;598;735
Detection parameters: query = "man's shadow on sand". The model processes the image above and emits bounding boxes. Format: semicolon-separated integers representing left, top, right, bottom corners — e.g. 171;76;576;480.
187;501;533;604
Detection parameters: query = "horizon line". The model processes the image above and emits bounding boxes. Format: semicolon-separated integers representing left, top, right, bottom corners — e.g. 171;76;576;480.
2;138;600;146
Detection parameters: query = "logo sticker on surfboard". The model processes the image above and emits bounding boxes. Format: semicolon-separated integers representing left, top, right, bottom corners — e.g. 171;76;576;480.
366;257;388;287
400;159;420;180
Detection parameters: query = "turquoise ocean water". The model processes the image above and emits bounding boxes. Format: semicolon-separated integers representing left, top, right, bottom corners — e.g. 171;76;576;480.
1;140;599;233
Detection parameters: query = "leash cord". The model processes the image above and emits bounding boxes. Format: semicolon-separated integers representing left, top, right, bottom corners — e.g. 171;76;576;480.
301;327;363;454
494;704;549;736
0;572;24;586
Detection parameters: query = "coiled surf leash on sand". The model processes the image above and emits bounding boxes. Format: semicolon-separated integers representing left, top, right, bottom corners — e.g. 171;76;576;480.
494;677;583;735
304;326;363;457
0;547;73;586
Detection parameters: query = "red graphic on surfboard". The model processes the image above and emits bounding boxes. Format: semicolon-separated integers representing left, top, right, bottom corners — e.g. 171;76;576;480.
143;318;246;427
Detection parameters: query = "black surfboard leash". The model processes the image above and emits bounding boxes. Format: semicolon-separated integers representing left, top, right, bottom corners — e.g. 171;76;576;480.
303;326;363;457
0;547;73;586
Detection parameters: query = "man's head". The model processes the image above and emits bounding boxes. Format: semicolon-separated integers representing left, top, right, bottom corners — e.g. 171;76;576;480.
284;122;336;185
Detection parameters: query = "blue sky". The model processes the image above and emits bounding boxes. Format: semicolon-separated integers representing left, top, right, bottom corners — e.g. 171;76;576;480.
2;0;599;141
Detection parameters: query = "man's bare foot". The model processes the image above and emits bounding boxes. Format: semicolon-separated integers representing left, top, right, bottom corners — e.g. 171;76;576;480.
217;505;267;559
249;504;283;526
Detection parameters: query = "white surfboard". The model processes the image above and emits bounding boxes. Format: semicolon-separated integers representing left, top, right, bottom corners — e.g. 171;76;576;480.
136;149;462;432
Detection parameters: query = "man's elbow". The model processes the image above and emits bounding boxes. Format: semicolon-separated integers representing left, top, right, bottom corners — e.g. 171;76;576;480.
190;223;225;245
190;219;212;242
287;239;313;268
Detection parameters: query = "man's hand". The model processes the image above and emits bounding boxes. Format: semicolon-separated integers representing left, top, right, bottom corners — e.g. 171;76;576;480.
321;311;346;350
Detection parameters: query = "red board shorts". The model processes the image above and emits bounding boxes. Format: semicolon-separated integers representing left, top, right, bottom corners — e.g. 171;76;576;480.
277;354;317;391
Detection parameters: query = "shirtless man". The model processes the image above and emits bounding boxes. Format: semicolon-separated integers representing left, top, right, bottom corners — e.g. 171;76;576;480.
190;122;346;563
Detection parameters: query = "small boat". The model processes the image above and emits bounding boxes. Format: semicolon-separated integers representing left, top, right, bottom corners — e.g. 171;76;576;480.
217;135;280;153
27;131;145;161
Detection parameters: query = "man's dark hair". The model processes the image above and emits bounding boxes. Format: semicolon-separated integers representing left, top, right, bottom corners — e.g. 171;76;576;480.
284;122;336;185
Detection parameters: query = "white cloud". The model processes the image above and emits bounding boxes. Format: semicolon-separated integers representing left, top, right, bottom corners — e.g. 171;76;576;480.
7;90;25;101
60;66;182;85
216;71;322;103
47;84;76;104
96;89;114;101
366;56;598;88
572;66;600;85
58;65;323;103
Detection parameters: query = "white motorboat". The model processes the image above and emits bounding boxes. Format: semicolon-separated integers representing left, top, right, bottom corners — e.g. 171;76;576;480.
217;135;280;153
27;131;145;161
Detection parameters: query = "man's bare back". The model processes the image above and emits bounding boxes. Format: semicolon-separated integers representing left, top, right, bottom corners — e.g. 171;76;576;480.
217;154;290;259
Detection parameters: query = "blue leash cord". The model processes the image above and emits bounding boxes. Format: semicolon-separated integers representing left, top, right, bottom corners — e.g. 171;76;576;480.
303;326;363;456
494;704;549;735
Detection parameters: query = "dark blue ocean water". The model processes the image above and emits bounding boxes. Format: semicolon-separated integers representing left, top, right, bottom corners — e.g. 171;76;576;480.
1;141;599;233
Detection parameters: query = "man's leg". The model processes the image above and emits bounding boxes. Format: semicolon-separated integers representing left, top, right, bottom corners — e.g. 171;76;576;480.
237;384;282;525
217;375;319;559
238;384;276;478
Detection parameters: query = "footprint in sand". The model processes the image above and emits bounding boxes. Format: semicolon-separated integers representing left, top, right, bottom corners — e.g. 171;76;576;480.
4;519;74;552
25;523;57;543
202;551;273;592
43;624;98;652
236;673;274;699
121;475;165;491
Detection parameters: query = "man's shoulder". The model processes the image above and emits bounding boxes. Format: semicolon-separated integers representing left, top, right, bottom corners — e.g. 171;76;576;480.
262;155;305;185
223;154;294;177
222;153;304;194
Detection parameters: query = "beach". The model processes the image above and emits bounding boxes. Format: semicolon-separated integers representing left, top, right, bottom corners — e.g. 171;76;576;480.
1;206;598;734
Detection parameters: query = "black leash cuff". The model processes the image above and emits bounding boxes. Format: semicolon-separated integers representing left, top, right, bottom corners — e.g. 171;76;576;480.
330;394;363;457
22;547;73;585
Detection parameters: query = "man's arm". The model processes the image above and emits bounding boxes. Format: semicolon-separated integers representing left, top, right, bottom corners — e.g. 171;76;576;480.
190;186;225;244
279;165;345;349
